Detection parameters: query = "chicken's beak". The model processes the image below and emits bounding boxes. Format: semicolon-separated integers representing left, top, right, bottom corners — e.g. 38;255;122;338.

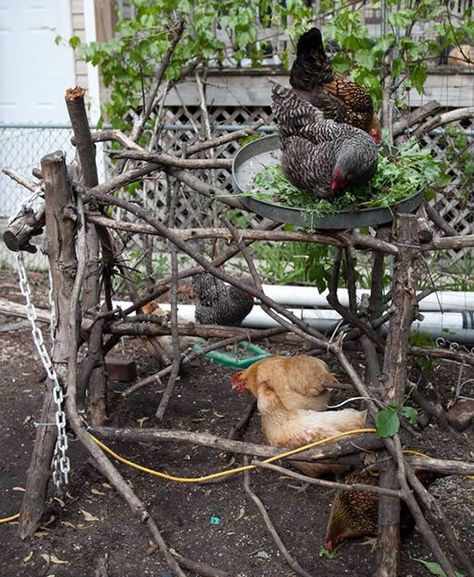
231;373;245;393
325;539;334;552
331;169;348;193
370;129;382;145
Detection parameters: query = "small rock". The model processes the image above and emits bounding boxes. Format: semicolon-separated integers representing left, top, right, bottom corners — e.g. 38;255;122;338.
256;551;270;559
447;399;474;431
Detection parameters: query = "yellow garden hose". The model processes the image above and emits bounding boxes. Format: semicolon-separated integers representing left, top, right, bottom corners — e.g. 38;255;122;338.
0;427;376;523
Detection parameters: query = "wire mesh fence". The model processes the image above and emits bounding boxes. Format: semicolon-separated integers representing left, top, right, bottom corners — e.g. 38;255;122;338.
0;124;109;269
1;112;472;277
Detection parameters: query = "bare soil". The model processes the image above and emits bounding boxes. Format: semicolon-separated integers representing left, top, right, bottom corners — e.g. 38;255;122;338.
1;269;473;577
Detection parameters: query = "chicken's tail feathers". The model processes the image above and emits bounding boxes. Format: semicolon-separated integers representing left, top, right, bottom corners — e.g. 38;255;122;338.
295;27;325;58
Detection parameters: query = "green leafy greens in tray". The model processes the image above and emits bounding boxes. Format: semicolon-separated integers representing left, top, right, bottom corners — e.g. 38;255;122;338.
247;140;441;217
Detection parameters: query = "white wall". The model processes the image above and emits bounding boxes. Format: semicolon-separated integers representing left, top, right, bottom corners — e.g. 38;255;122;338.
0;1;76;124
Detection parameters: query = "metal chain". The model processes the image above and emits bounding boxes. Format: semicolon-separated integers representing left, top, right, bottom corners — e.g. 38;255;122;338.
12;189;70;489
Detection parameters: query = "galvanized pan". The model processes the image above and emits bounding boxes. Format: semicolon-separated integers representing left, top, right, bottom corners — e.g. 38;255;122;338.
232;134;425;230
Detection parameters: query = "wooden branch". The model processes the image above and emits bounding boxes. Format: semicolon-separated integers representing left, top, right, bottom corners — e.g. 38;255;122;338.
227;398;257;441
65;87;99;187
409;346;474;367
326;248;385;350
90;207;474;255
391;439;461;577
129;16;185;145
121;327;286;397
18;387;57;539
392;100;441;137
3;205;45;253
413;106;474;138
155;177;182;421
67;197;187;577
2;169;44;253
424;203;457;237
377;215;423;577
90;426;383;463
169;168;247;211
170;552;232;577
110;149;232;169
0;298;50;323
252;461;402;498
404;456;474;476
421;234;474;251
186;118;266;156
19;151;76;538
243;463;314;577
2;167;39;192
65;85;108;426
105;319;278;339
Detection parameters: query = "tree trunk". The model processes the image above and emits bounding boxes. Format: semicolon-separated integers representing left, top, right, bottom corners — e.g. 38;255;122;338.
19;151;77;538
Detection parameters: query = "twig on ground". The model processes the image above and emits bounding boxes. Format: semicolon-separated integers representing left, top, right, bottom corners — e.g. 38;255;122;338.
243;459;314;577
227;398;257;441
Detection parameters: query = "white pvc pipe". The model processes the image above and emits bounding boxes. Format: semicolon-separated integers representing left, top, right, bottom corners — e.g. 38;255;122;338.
112;285;474;343
260;284;474;313
153;303;472;333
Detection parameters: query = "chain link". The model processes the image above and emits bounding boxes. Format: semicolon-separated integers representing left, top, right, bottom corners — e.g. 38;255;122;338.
13;189;70;490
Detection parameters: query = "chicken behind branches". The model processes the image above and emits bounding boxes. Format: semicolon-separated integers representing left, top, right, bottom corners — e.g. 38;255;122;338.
256;381;367;477
271;83;378;198
290;27;381;143
191;273;254;326
325;470;379;551
325;469;426;550
232;354;336;411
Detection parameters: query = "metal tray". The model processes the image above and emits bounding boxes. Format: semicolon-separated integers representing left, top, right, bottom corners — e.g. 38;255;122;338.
232;134;425;230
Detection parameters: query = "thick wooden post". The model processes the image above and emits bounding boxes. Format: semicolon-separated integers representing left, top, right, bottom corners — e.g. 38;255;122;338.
19;151;76;538
65;87;107;425
376;214;423;577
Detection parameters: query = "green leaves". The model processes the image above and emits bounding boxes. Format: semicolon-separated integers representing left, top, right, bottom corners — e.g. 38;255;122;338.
376;403;418;437
319;544;343;559
376;406;401;438
413;558;464;577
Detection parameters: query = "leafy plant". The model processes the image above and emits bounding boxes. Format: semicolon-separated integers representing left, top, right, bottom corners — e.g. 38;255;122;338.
319;544;343;559
376;403;418;437
253;237;333;291
413;558;464;577
409;332;437;373
316;0;473;108
247;139;442;217
71;0;313;127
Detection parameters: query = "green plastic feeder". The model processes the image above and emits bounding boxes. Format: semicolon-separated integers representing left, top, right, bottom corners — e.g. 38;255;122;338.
192;340;271;368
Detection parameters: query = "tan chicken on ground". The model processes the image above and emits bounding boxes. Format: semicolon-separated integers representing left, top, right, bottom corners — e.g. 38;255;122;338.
256;381;367;477
231;354;338;411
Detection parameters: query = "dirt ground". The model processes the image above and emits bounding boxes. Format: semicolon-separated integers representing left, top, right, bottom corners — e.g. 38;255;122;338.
1;268;473;577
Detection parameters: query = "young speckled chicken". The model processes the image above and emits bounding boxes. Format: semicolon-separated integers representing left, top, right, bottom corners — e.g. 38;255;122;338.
256;381;367;477
231;354;337;411
271;82;378;198
325;469;423;550
290;27;381;143
191;273;254;326
325;470;380;551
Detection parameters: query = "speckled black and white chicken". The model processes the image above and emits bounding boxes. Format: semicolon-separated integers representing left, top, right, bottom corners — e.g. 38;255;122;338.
191;273;254;326
271;82;378;199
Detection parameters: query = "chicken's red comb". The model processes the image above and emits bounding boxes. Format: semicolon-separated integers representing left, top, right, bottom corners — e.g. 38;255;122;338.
231;372;245;392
